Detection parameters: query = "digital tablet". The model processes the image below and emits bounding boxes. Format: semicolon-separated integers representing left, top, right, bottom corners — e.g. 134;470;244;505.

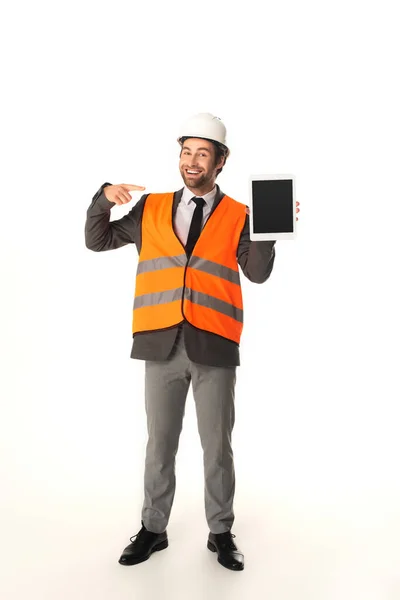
249;174;296;241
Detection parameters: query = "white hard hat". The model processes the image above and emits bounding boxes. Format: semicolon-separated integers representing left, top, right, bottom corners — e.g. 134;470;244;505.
177;112;229;154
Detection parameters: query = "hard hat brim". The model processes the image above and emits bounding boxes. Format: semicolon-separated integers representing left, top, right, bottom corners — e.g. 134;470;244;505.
177;136;230;157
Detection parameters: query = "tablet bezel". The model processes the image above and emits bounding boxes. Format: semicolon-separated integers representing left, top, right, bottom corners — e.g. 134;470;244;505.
249;174;296;241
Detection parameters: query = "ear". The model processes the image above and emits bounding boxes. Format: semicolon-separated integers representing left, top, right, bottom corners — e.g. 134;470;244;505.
216;155;226;170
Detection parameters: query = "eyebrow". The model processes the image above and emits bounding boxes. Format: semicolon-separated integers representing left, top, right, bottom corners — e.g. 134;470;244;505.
182;146;211;152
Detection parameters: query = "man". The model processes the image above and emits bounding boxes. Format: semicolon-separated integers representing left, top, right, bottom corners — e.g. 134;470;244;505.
85;113;300;571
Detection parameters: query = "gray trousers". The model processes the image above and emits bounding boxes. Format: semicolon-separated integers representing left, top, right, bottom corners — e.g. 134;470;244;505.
141;326;237;534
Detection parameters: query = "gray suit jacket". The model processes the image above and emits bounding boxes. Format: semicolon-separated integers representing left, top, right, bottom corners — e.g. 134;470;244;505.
85;182;276;366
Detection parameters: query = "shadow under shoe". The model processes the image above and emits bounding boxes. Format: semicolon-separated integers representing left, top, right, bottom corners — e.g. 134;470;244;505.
207;531;244;571
118;521;168;566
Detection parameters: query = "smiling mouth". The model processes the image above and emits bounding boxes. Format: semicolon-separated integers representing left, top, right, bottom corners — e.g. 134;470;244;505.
185;169;202;175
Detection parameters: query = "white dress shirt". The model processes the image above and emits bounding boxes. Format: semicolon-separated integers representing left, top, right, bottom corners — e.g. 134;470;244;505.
174;185;217;247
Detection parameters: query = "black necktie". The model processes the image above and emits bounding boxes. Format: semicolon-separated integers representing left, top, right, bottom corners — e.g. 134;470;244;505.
185;197;205;257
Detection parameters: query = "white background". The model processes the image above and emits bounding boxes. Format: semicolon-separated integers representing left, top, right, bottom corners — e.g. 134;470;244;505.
1;0;399;598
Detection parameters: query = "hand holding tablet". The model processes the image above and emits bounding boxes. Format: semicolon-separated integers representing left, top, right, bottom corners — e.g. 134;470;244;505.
249;174;297;241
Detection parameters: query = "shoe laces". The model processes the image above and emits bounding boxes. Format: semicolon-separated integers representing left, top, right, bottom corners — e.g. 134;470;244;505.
129;526;151;544
218;531;237;549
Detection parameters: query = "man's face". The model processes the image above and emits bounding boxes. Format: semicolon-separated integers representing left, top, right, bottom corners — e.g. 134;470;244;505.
179;138;224;189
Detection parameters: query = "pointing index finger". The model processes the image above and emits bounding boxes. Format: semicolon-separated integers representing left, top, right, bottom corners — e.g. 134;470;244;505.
121;184;146;191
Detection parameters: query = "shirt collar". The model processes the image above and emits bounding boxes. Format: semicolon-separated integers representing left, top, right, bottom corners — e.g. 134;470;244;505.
182;185;217;208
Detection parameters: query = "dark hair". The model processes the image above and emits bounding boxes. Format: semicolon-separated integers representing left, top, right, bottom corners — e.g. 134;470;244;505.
213;141;228;176
179;137;229;177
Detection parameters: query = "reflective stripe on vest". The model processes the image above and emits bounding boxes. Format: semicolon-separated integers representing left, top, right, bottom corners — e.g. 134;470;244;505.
132;192;247;343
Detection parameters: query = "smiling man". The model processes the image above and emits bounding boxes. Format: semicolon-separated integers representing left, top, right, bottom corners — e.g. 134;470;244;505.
85;113;299;572
179;137;225;193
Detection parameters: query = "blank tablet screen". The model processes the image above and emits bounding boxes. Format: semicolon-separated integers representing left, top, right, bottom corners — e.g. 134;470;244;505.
252;179;294;233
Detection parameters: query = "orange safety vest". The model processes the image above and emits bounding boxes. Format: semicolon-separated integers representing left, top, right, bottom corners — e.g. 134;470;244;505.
132;192;247;344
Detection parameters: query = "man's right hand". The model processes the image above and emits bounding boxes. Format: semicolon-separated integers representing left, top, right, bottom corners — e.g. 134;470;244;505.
104;184;146;205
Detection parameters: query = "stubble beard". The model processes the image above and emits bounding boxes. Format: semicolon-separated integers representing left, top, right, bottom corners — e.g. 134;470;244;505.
181;169;212;191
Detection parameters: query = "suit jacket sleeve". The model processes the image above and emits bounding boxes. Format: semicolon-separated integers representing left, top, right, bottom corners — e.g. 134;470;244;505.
236;213;276;283
85;183;147;251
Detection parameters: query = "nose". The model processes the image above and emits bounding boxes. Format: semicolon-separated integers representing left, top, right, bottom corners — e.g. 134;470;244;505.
188;154;199;167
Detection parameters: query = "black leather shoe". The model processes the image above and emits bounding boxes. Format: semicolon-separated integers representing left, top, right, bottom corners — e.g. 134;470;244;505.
118;521;168;566
207;531;244;571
